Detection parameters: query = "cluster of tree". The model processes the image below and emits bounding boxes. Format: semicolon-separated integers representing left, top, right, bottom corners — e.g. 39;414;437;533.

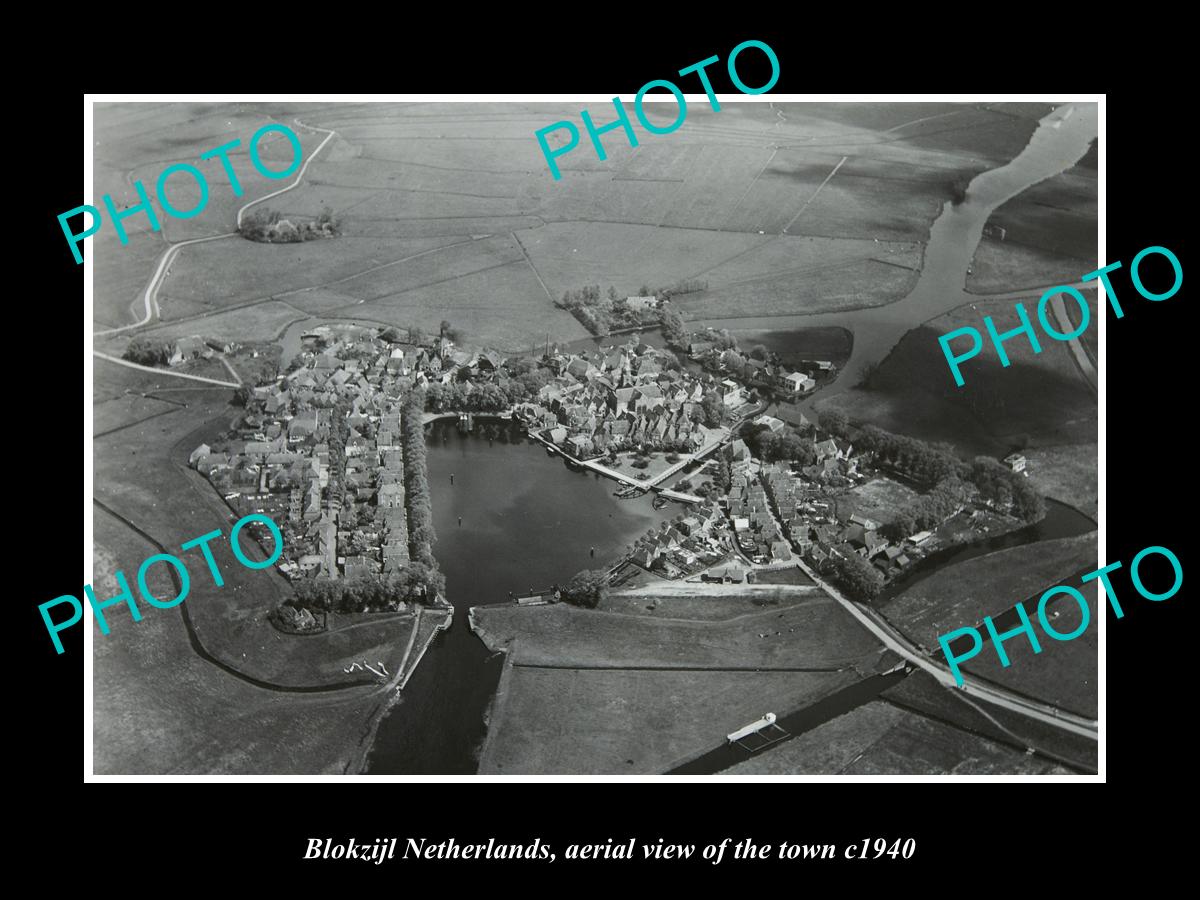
854;424;966;486
506;357;556;397
817;408;850;439
949;176;971;206
660;278;708;298
700;390;725;427
969;457;1045;522
880;475;972;540
855;424;1046;525
555;285;660;336
829;552;885;602
124;338;170;366
423;362;557;412
660;307;688;349
560;569;611;609
239;207;339;243
424;381;513;412
743;424;816;465
714;456;732;494
289;563;444;614
401;389;440;577
327;399;355;508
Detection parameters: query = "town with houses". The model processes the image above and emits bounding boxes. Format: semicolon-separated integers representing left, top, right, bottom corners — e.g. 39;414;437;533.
179;310;1038;631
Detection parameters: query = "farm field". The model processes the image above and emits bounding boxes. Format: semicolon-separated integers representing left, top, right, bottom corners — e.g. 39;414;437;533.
92;503;389;775
1064;284;1099;367
108;301;306;350
674;236;923;320
962;582;1098;720
880;532;1098;650
95;101;1054;348
749;566;815;586
94;391;182;438
595;589;813;622
882;671;1098;771
153;234;473;320
471;593;882;670
92;105;331;329
725;700;1071;775
1024;443;1098;520
844;477;920;525
477;665;859;774
342;257;586;352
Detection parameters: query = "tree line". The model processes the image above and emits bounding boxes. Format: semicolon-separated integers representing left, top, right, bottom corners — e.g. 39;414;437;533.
289;563;442;614
402;388;441;580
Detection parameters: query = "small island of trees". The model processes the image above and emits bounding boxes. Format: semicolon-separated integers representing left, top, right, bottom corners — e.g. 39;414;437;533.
239;206;339;243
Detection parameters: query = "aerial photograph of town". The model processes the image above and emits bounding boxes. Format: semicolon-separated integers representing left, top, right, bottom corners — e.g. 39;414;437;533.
89;98;1099;776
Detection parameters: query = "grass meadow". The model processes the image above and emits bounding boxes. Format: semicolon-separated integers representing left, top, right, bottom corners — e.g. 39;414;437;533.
725;700;1070;775
95;101;1052;348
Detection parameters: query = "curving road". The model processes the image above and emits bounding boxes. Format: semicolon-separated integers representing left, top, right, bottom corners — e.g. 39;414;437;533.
93;350;240;387
94;117;339;338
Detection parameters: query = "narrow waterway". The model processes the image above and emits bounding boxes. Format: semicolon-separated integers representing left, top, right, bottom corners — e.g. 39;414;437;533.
668;669;911;774
365;420;674;773
878;498;1095;603
695;103;1099;409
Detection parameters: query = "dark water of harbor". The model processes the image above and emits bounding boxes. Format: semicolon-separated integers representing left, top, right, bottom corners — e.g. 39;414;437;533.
365;420;673;774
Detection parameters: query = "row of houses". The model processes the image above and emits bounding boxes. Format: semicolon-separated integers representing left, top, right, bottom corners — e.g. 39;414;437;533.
628;503;730;579
685;342;829;397
167;335;240;367
189;324;463;584
515;340;726;456
755;462;929;580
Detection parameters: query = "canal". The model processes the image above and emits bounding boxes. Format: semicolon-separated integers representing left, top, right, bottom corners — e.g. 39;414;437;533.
878;497;1096;603
365;420;674;773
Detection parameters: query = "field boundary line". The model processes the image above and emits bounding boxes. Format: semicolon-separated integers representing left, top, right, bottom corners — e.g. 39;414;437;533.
94;117;339;338
782;155;848;234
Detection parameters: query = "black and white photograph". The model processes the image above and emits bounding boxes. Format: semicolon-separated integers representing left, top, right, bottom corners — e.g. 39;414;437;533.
77;94;1110;779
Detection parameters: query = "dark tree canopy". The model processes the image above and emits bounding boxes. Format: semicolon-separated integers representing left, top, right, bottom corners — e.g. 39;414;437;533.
701;391;724;427
561;569;610;609
831;553;884;602
818;408;850;438
124;338;169;366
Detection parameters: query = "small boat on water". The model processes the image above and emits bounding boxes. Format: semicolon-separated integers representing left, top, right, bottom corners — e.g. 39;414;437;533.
615;485;646;499
652;495;669;510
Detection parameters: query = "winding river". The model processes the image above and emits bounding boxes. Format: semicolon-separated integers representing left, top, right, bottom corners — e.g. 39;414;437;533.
695;103;1099;407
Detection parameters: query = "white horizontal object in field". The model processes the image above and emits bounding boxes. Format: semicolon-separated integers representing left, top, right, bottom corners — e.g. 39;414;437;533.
727;713;777;743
